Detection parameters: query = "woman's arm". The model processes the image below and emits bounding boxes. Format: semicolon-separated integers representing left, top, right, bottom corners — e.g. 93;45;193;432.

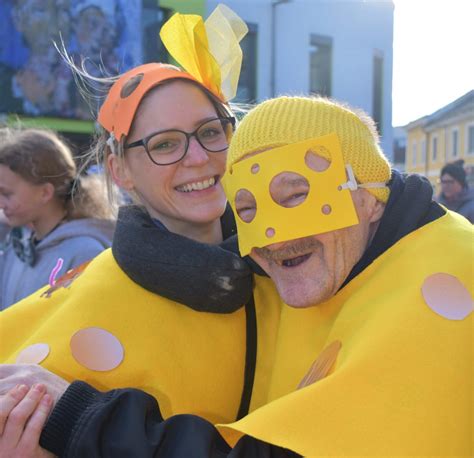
40;381;300;458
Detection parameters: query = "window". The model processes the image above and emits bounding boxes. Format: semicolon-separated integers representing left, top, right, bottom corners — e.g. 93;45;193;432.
467;124;474;155
412;141;417;166
432;136;438;161
372;51;384;135
235;24;258;103
451;128;459;157
309;34;332;97
421;139;426;164
143;2;171;63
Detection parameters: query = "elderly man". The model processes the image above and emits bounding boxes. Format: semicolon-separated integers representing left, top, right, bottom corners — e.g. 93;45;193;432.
217;96;473;456
1;96;471;457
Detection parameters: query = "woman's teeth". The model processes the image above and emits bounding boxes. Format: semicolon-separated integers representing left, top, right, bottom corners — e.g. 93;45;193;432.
177;177;216;192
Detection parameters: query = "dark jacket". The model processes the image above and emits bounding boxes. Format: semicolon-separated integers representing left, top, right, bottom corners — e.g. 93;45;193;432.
437;186;474;223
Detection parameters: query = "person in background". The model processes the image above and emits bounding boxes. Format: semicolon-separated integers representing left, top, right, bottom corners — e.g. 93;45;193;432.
0;209;10;245
436;159;474;223
0;127;115;310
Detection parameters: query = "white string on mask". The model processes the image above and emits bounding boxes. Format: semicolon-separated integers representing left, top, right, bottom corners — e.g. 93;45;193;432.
339;164;387;191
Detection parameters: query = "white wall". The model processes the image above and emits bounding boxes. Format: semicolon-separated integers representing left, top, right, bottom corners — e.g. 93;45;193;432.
207;0;394;159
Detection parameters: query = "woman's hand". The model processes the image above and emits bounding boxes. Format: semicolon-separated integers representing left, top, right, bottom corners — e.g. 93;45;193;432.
0;384;55;457
0;365;70;406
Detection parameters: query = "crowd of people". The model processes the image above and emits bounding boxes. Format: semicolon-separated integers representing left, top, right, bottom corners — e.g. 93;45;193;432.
0;5;472;458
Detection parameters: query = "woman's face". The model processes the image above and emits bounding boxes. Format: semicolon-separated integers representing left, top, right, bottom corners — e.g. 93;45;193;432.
112;80;229;231
440;173;463;199
0;165;47;227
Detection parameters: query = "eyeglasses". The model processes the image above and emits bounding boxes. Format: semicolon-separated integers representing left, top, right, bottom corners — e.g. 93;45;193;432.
125;116;236;166
439;178;456;185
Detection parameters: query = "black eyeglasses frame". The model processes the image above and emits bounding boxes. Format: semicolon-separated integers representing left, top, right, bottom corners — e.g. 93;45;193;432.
124;116;236;166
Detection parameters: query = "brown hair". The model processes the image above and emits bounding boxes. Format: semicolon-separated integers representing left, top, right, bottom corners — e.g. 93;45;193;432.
0;127;115;220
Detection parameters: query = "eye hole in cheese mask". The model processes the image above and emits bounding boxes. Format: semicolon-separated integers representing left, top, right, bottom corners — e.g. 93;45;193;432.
224;134;387;256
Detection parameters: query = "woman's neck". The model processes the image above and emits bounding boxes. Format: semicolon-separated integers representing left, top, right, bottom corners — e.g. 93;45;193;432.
149;210;224;244
183;220;223;244
31;203;68;240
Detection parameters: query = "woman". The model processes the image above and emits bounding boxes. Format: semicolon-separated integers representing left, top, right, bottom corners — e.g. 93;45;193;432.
436;159;474;223
0;127;115;310
0;6;271;457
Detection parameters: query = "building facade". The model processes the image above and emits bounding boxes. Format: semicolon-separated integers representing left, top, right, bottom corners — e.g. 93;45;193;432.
405;91;474;192
207;0;394;157
0;0;394;158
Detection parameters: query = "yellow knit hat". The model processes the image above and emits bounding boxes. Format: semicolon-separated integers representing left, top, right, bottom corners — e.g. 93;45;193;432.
228;96;391;202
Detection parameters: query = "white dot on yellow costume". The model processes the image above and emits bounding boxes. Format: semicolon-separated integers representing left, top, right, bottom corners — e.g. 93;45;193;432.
70;327;124;371
16;343;50;364
422;273;473;321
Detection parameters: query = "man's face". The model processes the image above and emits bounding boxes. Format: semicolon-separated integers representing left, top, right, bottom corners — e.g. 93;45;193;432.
235;154;385;308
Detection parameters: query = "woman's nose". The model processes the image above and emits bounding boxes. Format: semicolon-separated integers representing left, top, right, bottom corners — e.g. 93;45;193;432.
182;136;210;167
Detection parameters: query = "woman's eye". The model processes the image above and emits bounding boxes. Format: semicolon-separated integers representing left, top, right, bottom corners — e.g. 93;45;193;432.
200;128;220;138
150;141;177;152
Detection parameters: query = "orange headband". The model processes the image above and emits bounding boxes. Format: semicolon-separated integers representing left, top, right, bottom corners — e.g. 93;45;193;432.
97;63;217;140
98;5;246;142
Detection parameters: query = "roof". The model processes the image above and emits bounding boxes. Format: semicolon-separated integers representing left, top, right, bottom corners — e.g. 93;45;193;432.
405;90;474;130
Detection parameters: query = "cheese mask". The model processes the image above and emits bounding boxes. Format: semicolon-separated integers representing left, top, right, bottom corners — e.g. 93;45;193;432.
224;133;387;256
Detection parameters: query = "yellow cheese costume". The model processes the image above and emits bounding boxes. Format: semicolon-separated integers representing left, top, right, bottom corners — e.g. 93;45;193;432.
0;5;263;425
221;211;473;456
218;96;473;456
1;247;249;423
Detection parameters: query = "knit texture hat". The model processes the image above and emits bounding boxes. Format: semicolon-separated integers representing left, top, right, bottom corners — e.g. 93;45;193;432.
228;96;391;202
440;159;466;187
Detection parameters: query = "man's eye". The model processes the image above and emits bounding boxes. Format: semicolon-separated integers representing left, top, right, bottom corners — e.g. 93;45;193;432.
279;189;309;208
237;206;257;223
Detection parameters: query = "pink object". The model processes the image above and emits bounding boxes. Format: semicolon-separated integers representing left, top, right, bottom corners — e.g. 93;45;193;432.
16;343;50;364
422;273;473;321
70;327;124;371
49;257;64;286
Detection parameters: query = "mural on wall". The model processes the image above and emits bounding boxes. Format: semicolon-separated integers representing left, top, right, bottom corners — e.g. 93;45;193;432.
0;0;141;119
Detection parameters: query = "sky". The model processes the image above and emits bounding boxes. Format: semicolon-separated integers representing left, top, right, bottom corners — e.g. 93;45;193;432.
392;0;474;127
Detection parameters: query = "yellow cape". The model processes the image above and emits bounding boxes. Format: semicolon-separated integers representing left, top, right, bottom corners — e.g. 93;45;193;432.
219;211;473;456
0;249;276;423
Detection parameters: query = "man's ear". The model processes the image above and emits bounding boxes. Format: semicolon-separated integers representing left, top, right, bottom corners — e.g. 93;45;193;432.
369;198;385;224
107;154;134;191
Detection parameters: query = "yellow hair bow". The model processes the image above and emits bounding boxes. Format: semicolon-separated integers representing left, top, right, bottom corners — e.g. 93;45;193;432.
160;4;248;101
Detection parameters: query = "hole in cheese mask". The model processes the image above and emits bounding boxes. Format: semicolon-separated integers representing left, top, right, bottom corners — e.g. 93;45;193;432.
223;133;387;256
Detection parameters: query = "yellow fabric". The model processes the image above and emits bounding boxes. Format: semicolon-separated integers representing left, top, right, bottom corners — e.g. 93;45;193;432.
0;249;254;423
227;96;391;202
205;4;248;101
160;5;247;102
223;134;359;256
218;211;474;456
